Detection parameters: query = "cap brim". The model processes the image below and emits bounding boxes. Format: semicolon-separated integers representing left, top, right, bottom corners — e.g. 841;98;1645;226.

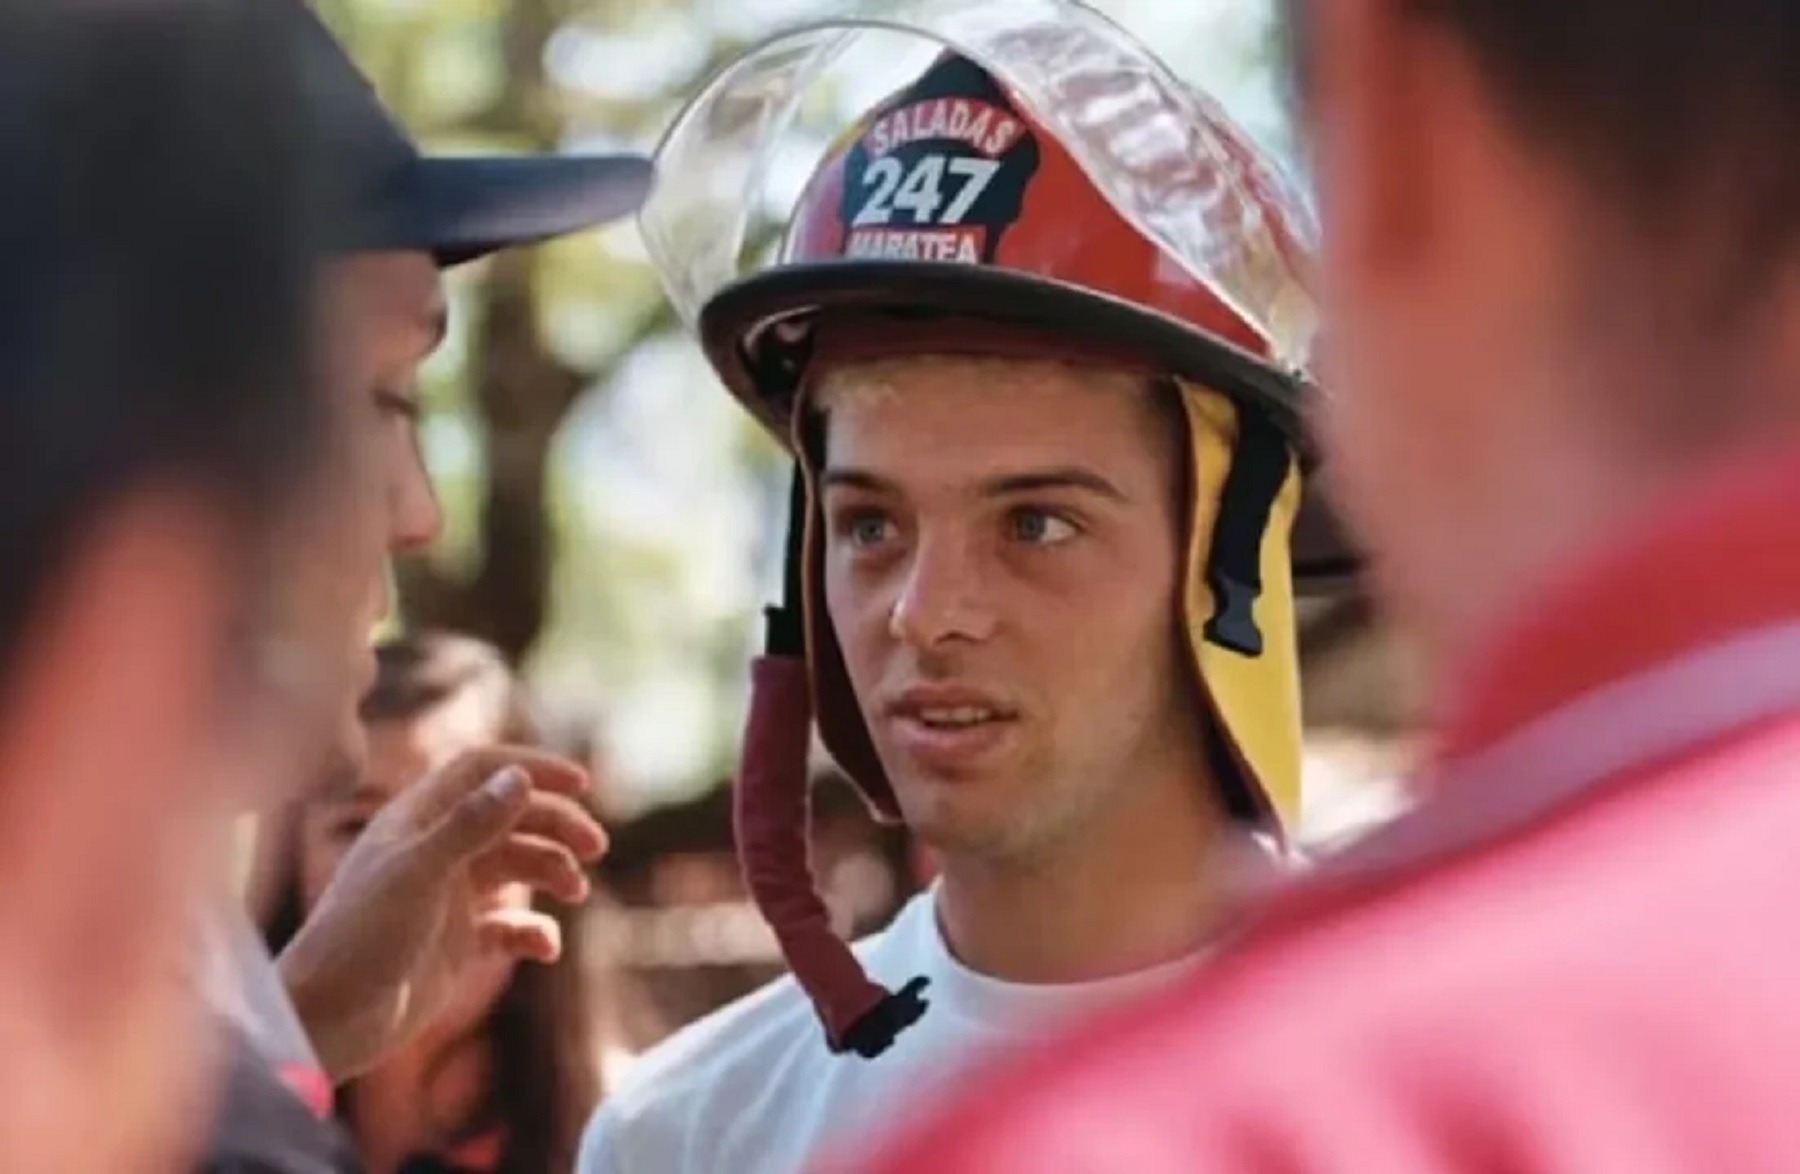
386;154;654;267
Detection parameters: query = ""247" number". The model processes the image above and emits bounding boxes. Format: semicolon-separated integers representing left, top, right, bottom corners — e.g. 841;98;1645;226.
852;154;1003;228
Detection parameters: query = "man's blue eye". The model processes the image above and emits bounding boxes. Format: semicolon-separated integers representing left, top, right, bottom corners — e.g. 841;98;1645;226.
835;510;896;548
1009;508;1077;545
851;516;894;546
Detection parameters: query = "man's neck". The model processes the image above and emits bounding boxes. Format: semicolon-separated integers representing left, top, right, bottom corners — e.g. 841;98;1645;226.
1424;375;1800;686
932;785;1230;985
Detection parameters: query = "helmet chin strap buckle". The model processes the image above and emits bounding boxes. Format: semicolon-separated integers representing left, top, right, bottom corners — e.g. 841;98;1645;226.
834;976;932;1059
1203;573;1263;656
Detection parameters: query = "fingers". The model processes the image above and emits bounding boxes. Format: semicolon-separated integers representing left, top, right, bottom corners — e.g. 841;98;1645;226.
407;745;591;829
476;907;562;964
431;787;607;893
411;746;596;871
468;834;589;904
415;765;533;868
514;791;608;862
442;746;590;801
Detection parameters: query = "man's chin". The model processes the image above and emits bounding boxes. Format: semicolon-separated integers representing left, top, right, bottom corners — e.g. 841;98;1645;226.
330;704;368;777
288;708;367;806
896;790;1018;860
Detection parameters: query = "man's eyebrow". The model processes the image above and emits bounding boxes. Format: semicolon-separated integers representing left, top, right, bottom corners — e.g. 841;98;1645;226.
820;467;897;494
981;468;1129;502
819;466;1130;502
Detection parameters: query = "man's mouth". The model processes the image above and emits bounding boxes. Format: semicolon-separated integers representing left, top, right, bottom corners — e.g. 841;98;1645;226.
888;685;1019;724
884;688;1021;768
911;705;1003;729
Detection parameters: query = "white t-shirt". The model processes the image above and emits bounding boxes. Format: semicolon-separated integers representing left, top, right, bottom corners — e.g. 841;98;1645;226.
578;887;1207;1174
197;904;320;1069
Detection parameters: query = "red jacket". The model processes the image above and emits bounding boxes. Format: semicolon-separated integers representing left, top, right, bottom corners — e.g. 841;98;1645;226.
844;447;1800;1173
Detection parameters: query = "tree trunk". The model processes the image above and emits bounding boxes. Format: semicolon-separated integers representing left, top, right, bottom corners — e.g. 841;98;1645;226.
397;0;579;665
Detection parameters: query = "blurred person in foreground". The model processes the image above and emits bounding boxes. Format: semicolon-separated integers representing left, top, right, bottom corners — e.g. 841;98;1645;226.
195;4;646;1170
579;4;1355;1170
0;1;345;1169
854;0;1800;1170
257;632;598;1174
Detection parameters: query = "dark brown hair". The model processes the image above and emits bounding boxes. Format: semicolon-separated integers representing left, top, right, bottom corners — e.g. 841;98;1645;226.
1282;0;1800;289
358;631;540;744
261;630;597;1174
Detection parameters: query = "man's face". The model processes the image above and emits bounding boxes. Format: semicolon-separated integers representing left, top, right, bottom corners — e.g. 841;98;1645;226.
819;356;1197;862
305;252;447;768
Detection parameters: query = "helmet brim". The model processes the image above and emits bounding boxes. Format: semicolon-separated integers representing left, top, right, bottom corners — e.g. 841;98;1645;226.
699;260;1360;589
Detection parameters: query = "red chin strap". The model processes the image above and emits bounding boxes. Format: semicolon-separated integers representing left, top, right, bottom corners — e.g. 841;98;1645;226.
733;471;929;1058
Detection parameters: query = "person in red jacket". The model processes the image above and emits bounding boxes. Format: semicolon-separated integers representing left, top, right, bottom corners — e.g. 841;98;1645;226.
847;0;1800;1170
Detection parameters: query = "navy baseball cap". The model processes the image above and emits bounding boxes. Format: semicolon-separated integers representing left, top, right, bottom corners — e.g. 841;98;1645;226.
292;1;652;267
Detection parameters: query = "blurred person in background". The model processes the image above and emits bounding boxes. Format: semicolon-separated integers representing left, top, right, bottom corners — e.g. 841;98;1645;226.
580;4;1354;1171
257;631;599;1174
856;0;1800;1169
195;3;646;1170
0;0;344;1169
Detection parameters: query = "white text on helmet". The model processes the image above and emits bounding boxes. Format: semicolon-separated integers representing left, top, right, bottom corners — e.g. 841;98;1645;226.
844;227;982;263
865;99;1022;159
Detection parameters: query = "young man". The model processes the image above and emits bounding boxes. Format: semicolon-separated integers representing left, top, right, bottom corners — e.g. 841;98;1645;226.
0;2;342;1169
579;9;1353;1171
197;4;643;1169
856;1;1800;1170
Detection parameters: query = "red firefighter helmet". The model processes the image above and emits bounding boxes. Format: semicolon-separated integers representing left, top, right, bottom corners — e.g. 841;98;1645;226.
638;0;1356;1060
706;55;1325;491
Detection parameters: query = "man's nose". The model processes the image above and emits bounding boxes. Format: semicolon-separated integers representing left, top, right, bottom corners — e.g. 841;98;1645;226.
887;532;997;648
388;448;442;554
